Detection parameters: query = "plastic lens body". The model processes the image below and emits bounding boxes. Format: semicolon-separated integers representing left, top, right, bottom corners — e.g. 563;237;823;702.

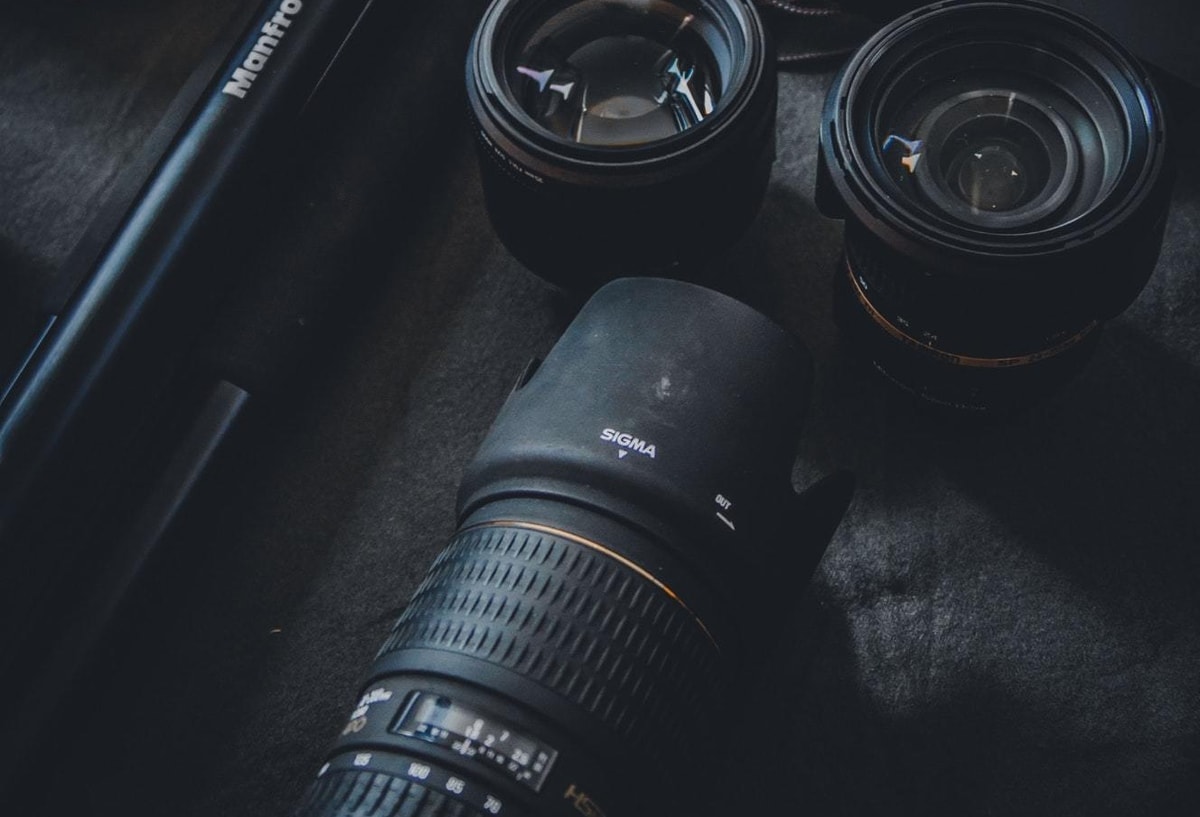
468;0;775;288
294;279;813;817
816;0;1172;411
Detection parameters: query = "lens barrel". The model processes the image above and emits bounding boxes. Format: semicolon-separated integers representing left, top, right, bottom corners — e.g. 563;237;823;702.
816;0;1173;412
295;278;822;817
468;0;776;289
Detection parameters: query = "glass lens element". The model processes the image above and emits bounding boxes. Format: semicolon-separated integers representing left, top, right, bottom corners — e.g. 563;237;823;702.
509;1;727;146
940;117;1052;213
878;84;1079;230
953;143;1029;211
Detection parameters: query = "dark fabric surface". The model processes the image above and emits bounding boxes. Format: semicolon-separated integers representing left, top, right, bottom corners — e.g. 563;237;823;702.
3;2;1199;816
0;0;249;385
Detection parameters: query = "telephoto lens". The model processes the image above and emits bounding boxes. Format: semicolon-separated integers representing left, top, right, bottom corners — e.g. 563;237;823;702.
467;0;776;289
294;278;848;817
816;0;1173;412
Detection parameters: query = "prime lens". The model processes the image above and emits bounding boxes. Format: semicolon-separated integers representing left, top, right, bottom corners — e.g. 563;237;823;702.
816;0;1173;412
293;278;839;817
468;0;776;288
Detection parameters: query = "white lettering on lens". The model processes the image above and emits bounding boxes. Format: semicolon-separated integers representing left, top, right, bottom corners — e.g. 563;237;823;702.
341;717;367;735
599;428;657;459
222;0;304;99
356;688;393;707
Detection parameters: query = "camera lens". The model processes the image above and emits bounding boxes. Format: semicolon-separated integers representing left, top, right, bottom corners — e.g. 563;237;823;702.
903;91;1076;228
815;0;1173;412
294;279;833;817
468;0;775;288
509;1;724;145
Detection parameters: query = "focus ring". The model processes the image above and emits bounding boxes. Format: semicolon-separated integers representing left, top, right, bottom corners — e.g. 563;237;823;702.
376;523;721;765
843;223;1094;360
298;767;489;817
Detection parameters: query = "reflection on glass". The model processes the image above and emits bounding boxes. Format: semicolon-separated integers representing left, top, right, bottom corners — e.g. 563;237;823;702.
882;133;925;174
512;4;721;146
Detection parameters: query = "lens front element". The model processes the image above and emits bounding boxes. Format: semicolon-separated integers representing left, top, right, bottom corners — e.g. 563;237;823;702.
510;1;729;146
879;79;1085;232
946;125;1041;212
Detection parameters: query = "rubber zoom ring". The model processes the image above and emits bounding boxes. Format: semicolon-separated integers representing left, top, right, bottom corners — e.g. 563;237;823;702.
298;767;502;817
375;523;722;765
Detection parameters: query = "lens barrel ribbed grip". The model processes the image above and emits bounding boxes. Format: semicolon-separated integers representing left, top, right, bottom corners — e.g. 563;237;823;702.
300;767;503;817
376;523;722;764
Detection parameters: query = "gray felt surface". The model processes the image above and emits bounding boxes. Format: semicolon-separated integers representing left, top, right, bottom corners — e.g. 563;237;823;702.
2;1;1199;816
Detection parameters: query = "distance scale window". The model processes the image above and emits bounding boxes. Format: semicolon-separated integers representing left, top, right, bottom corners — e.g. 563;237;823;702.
392;692;558;792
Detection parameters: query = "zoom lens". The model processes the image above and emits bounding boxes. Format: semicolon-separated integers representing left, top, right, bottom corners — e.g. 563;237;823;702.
294;279;840;817
468;0;776;288
815;0;1173;412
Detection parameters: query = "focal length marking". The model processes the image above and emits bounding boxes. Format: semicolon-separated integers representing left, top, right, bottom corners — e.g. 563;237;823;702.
222;0;305;99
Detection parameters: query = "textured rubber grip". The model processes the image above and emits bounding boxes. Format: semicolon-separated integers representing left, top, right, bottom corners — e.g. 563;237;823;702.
298;767;496;817
376;523;722;765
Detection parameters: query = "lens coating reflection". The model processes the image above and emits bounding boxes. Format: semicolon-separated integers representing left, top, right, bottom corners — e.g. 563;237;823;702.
880;86;1080;230
508;1;730;146
954;144;1028;210
942;117;1051;212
